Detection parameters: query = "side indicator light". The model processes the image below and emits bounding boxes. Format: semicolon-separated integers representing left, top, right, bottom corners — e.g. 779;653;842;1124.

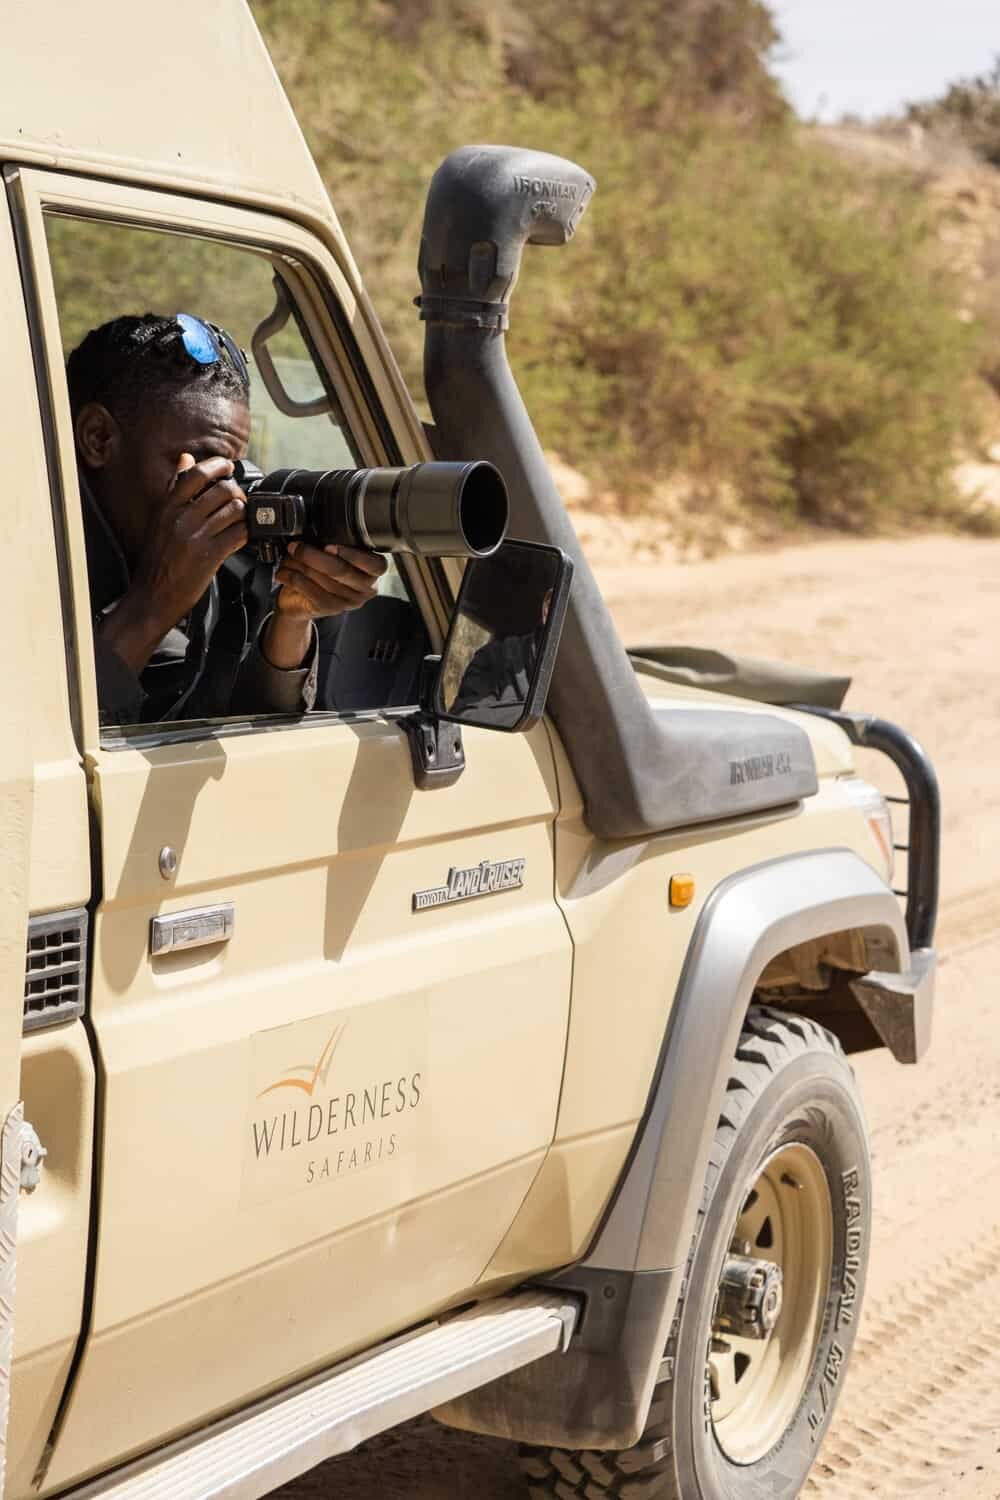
669;874;696;909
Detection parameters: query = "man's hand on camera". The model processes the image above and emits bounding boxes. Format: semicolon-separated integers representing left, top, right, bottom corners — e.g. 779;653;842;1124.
98;454;248;674
261;542;387;671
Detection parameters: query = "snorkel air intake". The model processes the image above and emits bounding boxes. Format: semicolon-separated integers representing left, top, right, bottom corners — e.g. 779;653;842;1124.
418;146;817;838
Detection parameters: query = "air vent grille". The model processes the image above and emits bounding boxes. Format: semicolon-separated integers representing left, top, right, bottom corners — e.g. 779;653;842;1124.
24;909;88;1032
368;638;401;665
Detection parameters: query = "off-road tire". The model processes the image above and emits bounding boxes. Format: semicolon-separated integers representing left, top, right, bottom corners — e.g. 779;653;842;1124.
520;1006;872;1500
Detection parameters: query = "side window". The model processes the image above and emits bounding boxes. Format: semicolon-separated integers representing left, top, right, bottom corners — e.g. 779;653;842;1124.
44;214;428;737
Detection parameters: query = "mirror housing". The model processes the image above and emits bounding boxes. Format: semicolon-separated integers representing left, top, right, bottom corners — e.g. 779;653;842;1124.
435;539;573;734
401;539;573;789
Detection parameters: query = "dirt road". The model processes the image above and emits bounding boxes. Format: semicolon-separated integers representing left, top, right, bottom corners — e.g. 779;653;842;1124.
279;534;1000;1499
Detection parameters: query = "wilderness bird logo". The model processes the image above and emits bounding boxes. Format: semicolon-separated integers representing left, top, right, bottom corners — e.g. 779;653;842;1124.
257;1024;346;1099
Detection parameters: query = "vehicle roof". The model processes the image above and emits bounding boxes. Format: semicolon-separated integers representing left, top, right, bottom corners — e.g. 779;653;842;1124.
3;0;346;250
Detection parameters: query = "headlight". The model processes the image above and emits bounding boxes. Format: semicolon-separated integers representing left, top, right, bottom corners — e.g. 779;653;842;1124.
841;777;895;882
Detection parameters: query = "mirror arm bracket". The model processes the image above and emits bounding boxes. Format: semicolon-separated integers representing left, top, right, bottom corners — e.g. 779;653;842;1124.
400;710;465;790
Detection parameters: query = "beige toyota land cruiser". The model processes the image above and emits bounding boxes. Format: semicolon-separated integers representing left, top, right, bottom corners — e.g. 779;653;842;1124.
0;5;939;1499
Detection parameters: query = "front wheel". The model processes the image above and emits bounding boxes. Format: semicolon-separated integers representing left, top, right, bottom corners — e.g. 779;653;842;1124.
521;1007;871;1500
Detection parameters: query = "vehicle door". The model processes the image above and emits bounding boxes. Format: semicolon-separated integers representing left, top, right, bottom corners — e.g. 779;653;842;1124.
10;169;573;1491
0;185;94;1500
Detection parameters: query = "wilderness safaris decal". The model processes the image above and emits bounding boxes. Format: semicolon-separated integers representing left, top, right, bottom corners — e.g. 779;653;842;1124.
243;1011;424;1204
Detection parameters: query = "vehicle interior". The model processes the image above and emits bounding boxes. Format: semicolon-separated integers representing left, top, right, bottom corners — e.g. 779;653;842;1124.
45;213;431;729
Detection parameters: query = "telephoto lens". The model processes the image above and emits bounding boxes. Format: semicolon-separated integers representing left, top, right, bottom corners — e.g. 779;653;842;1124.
236;459;508;558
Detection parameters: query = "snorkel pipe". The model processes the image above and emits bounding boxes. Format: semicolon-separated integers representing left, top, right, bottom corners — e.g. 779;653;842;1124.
418;145;817;838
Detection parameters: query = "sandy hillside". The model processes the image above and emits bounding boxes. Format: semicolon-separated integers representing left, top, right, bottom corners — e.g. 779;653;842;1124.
277;533;1000;1500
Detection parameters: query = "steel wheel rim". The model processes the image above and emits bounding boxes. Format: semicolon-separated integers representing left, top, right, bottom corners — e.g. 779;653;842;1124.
708;1142;833;1464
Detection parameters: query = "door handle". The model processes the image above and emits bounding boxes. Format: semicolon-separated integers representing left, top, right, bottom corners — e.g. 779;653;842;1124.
150;903;235;956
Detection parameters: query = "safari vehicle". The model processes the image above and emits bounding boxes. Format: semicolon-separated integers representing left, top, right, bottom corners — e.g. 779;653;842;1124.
0;4;939;1499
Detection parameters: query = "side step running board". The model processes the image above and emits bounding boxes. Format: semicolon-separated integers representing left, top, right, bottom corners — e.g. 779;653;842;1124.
63;1294;579;1500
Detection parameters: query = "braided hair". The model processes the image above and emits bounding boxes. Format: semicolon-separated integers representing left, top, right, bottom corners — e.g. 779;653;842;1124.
67;313;250;421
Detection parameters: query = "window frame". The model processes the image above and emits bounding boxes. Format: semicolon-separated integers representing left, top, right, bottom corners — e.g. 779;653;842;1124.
7;166;450;754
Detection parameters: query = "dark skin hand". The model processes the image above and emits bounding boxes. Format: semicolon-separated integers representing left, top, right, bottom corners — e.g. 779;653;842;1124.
75;388;386;675
268;538;386;669
98;453;247;672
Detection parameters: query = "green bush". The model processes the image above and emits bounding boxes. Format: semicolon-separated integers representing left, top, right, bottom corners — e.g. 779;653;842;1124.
511;124;977;527
250;3;982;529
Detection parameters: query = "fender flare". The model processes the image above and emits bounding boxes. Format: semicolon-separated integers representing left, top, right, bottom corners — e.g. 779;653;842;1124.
584;846;906;1277
435;847;909;1449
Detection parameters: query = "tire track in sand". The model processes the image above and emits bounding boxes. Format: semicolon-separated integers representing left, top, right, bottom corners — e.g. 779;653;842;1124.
807;1231;1000;1496
807;937;1000;1498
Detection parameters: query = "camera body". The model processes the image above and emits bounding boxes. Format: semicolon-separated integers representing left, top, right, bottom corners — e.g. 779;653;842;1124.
234;459;508;563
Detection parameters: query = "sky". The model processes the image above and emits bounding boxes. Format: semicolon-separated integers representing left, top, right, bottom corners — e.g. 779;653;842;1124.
767;0;999;122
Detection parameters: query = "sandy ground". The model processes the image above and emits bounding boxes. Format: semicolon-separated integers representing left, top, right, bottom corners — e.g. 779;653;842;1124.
277;534;1000;1500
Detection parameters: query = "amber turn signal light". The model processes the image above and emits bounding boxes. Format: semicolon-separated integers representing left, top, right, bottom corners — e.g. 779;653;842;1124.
669;874;695;909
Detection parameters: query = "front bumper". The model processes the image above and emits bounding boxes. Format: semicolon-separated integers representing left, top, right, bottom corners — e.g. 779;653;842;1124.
850;945;936;1064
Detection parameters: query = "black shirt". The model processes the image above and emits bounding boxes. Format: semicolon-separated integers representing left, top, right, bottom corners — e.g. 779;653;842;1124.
81;478;316;726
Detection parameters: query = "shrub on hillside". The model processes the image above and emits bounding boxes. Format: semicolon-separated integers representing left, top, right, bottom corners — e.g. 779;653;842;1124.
252;0;979;531
510;122;977;528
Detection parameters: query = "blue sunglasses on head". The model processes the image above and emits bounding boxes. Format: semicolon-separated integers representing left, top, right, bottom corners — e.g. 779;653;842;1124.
175;312;250;386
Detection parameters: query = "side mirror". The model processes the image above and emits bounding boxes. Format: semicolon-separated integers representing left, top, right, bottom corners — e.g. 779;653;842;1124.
435;539;573;733
401;539;572;789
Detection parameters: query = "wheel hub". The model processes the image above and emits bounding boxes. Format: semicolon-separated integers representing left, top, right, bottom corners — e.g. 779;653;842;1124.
707;1142;833;1465
716;1253;783;1338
